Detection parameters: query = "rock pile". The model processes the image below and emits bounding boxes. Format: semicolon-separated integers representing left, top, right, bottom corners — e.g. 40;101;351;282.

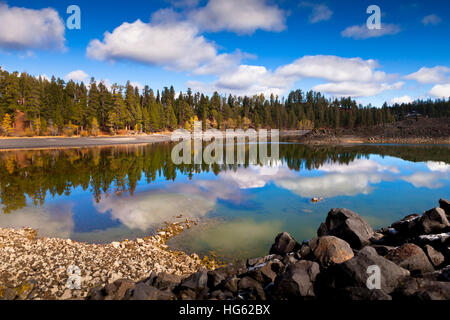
0;220;215;300
88;199;450;300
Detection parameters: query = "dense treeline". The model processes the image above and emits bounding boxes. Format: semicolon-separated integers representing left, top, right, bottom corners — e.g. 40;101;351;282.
1;67;449;136
1;143;448;214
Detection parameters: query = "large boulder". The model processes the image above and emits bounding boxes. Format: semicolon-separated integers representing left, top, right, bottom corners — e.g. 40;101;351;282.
269;232;301;256
310;236;354;268
207;261;246;289
417;207;450;234
385;243;434;275
318;208;374;249
246;259;284;287
317;246;410;295
238;277;266;300
270;260;320;299
128;282;176;300
390;214;421;235
393;278;450;300
150;272;183;291
87;279;135;300
423;245;445;268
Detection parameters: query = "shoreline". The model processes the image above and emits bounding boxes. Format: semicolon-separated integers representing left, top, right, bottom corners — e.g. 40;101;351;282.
0;220;220;300
88;199;450;301
1;131;449;151
298;135;450;145
0;134;173;151
1;200;449;300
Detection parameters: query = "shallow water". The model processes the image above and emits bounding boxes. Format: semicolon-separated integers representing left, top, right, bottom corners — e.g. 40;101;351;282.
0;142;449;261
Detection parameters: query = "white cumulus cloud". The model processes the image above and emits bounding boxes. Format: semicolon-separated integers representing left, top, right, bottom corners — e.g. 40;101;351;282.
312;81;403;98
189;0;286;34
188;55;402;97
276;55;387;83
429;84;450;98
87;20;222;72
65;70;89;82
405;66;450;84
390;95;414;104
0;3;65;51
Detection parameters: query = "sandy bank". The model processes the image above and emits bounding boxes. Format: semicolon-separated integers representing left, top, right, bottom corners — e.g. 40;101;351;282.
0;134;172;150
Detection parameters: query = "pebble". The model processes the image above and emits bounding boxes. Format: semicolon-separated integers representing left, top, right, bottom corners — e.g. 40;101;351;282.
0;220;207;300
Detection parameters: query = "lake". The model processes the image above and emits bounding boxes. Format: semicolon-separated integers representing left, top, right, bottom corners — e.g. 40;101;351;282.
0;141;449;261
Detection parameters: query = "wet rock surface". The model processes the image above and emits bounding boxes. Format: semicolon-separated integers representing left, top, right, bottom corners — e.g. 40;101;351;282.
317;208;374;249
2;200;450;300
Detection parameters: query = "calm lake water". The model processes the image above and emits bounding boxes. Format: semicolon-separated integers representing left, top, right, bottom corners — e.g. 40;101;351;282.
0;142;449;261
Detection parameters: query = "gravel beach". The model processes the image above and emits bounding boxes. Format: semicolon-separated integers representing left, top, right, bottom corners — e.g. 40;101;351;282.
0;220;217;300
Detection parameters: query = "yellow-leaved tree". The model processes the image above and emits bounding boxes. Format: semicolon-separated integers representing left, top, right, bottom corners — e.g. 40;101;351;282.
1;114;14;137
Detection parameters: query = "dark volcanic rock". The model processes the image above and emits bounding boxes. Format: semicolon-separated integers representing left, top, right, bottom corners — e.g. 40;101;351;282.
310;236;354;268
87;279;135;300
246;259;284;287
180;270;208;291
238;276;266;300
83;202;450;301
439;198;450;215
418;207;450;234
151;272;183;291
221;276;239;294
317;208;374;249
390;214;421;235
129;283;176;300
370;245;395;256
335;287;392;300
271;260;320;299
423;244;445;268
419;266;450;282
393;278;450;300
208;260;247;289
385;243;434;275
269;232;301;256
318;246;410;295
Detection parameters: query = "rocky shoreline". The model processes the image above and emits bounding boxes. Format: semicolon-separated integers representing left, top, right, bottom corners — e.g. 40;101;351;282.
1;200;449;300
0;220;220;300
87;199;450;301
298;118;450;145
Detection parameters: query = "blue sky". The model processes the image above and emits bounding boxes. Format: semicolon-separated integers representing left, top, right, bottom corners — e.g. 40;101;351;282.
1;0;450;106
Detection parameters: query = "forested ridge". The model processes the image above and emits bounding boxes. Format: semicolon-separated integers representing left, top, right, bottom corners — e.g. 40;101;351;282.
1;67;449;136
